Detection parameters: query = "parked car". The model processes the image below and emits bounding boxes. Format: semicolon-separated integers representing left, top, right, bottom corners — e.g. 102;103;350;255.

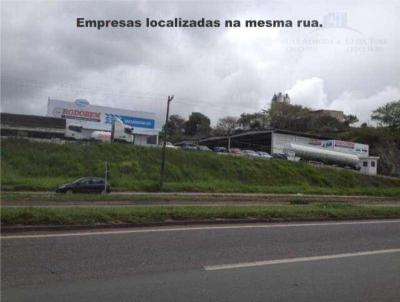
308;160;325;166
165;142;178;149
56;177;111;194
197;145;212;151
242;149;260;158
229;148;242;155
213;146;227;153
257;151;272;159
180;143;198;150
272;153;288;160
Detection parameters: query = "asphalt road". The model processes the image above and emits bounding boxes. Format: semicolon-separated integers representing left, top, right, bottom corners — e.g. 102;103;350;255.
2;220;400;302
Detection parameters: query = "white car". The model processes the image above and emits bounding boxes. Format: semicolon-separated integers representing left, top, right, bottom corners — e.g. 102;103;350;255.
197;145;212;151
242;150;260;158
257;151;272;159
165;142;178;149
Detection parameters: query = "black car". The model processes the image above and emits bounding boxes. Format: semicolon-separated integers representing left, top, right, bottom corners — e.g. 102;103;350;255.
272;153;288;160
213;146;227;153
56;177;111;194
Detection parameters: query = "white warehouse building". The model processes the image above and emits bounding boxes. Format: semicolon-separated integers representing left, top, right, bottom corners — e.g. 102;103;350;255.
199;129;379;175
47;99;160;145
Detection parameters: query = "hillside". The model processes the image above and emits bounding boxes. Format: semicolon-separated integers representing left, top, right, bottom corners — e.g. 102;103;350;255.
1;139;400;195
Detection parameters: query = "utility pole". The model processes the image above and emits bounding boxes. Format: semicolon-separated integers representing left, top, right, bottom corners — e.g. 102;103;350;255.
227;128;232;153
159;95;174;191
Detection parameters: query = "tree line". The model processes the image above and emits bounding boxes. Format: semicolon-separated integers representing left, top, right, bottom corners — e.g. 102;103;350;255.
162;100;400;142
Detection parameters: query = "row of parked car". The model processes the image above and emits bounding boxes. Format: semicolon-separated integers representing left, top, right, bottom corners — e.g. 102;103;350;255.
166;142;287;160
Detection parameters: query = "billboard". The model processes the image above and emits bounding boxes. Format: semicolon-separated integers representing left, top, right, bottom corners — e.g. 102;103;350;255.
324;140;369;156
47;99;159;135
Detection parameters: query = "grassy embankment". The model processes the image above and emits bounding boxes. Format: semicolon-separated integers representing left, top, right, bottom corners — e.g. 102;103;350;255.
2;203;400;226
1;139;400;195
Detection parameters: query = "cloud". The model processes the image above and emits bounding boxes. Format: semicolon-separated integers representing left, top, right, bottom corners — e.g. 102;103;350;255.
329;85;400;124
285;77;328;109
283;77;400;124
1;0;399;125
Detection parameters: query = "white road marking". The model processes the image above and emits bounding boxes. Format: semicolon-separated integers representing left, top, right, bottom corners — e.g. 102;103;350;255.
1;219;399;240
204;248;400;271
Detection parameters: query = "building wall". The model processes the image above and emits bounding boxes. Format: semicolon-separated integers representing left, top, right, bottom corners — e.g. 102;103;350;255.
1;112;158;146
47;99;160;137
312;110;345;122
47;99;159;145
359;158;378;175
1;113;66;140
134;134;149;145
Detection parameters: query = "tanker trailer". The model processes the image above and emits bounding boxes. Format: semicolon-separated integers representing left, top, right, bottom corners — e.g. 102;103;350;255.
91;131;112;142
284;143;360;168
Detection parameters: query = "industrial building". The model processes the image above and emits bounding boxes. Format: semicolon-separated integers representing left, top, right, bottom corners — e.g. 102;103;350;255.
47;99;160;145
199;129;332;154
199;129;379;175
0;112;66;140
1;99;160;145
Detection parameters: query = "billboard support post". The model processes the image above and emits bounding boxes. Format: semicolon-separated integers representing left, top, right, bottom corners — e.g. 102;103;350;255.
159;95;174;192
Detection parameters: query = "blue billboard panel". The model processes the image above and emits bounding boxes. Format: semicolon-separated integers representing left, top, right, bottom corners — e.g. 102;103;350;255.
105;113;155;129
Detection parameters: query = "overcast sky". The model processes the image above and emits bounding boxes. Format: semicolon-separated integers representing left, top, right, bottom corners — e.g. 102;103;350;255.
1;0;400;125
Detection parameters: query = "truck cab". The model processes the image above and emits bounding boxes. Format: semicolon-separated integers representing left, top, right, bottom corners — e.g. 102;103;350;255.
111;117;134;143
65;124;86;140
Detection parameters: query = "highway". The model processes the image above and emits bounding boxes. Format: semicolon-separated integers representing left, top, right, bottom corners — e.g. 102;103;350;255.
2;220;400;302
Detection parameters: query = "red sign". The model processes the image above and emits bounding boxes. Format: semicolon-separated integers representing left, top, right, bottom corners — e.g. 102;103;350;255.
309;139;322;146
334;140;355;149
62;108;101;122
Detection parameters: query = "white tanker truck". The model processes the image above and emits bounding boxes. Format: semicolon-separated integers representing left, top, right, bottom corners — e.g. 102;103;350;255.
284;143;360;169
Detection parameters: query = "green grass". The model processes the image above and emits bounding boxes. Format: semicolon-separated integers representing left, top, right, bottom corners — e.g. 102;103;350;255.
1;138;400;195
2;204;400;226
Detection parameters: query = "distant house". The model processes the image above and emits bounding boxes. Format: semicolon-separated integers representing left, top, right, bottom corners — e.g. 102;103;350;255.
271;92;290;104
311;109;346;123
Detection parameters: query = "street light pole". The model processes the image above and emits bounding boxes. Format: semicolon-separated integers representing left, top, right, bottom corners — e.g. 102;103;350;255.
159;95;174;191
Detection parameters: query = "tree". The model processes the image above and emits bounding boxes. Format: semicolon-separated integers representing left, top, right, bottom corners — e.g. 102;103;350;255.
264;101;358;133
344;114;359;126
312;115;347;133
265;101;310;130
238;112;269;130
164;114;186;141
371;100;400;129
213;116;238;135
184;112;211;137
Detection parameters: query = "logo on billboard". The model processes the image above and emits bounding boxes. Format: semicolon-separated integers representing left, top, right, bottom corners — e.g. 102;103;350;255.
105;113;154;129
74;99;90;107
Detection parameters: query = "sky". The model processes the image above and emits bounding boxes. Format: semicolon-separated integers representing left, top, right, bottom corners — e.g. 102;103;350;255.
1;0;400;125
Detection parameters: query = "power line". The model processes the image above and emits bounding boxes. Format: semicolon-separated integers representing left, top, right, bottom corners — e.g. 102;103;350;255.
8;80;265;112
6;80;266;120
